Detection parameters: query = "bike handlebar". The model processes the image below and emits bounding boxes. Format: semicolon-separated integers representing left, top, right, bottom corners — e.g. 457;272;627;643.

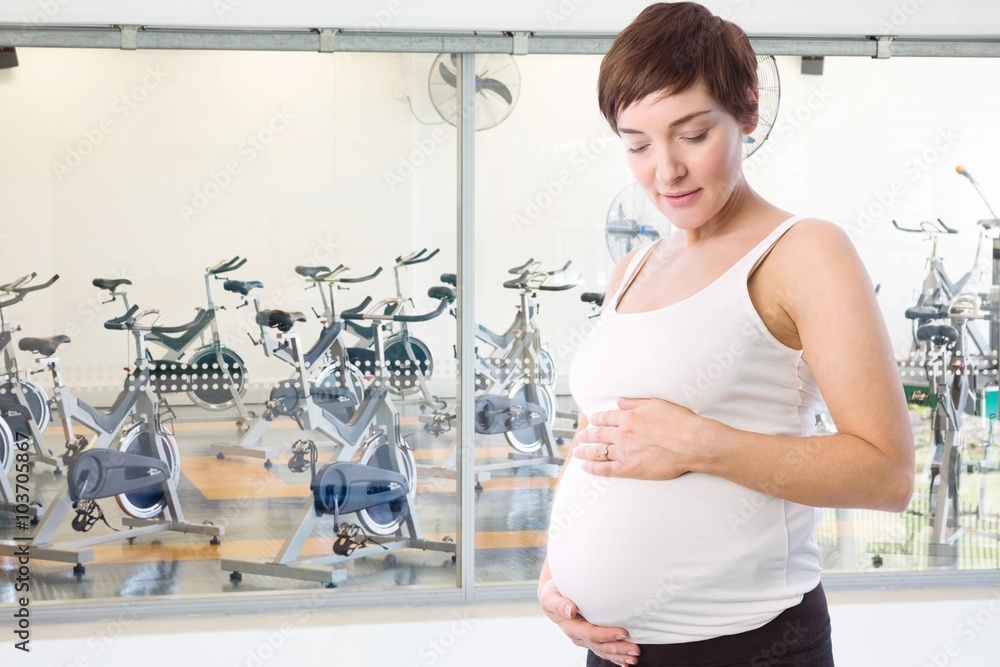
393;296;450;322
545;260;572;276
503;271;529;289
891;218;958;234
0;272;36;293
341;287;454;323
396;248;426;264
13;274;60;294
104;305;140;330
340;296;373;320
335;266;384;284
508;258;534;274
503;269;578;291
0;292;26;309
207;256;247;275
396;248;440;266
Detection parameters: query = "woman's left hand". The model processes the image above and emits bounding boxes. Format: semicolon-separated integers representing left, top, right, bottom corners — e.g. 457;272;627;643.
574;397;710;480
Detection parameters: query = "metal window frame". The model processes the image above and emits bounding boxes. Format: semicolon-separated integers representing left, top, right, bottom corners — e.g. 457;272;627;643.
2;25;1000;624
1;26;1000;57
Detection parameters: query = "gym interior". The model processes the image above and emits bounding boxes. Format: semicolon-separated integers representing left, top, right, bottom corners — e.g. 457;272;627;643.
2;2;1000;665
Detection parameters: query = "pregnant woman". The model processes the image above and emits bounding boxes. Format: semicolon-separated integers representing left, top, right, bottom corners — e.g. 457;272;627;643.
538;3;914;666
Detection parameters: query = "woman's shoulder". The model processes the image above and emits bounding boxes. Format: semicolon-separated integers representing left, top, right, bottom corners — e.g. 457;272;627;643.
601;243;654;313
770;217;868;296
782;217;853;249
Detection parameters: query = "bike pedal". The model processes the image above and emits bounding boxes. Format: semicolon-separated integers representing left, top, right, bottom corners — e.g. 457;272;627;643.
71;500;102;533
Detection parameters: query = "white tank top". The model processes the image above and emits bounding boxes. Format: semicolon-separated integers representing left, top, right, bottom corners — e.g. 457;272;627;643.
546;215;823;644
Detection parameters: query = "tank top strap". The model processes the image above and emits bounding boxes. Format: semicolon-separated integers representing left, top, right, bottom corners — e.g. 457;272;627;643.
742;215;804;278
606;240;662;311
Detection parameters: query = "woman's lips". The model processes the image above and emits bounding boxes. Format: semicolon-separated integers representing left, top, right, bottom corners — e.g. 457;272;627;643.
661;189;701;207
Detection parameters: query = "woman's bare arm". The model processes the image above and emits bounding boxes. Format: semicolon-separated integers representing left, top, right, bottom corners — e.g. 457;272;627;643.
695;219;915;510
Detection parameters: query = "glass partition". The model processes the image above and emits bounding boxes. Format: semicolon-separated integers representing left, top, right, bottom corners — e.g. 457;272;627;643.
0;47;461;603
469;53;620;586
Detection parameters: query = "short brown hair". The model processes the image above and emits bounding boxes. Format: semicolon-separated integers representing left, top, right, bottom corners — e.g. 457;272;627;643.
598;2;758;134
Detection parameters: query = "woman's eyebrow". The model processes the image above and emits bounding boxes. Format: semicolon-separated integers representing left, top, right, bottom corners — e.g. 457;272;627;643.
667;110;711;127
618;109;712;134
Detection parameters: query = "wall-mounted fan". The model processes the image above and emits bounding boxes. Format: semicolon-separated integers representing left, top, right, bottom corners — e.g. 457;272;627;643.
428;53;521;131
744;55;780;160
605;183;673;263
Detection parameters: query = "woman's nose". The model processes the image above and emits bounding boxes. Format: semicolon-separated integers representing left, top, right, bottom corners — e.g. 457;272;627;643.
654;145;685;184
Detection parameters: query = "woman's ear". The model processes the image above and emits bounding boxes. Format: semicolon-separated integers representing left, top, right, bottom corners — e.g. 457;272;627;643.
743;88;760;135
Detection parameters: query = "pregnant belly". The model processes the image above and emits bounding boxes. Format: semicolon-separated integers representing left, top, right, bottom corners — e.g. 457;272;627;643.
546;457;792;642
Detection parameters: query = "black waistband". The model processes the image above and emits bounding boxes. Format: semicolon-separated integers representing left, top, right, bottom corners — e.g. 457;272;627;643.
589;583;832;667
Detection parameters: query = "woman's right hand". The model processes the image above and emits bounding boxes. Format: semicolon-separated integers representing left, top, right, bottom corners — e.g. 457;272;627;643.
539;580;640;666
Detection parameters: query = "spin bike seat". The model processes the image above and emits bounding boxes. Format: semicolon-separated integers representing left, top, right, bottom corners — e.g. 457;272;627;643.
256;309;307;332
916;324;960;345
295;265;332;279
92;277;133;291
223;279;263;296
19;334;71;357
440;273;457;287
581;292;605;306
428;285;456;303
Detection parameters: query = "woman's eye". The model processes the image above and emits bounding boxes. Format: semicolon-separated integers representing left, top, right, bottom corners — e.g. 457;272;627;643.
627;144;649;154
683;131;708;143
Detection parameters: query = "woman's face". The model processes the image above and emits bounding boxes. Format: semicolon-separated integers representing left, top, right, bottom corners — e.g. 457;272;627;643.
616;80;756;230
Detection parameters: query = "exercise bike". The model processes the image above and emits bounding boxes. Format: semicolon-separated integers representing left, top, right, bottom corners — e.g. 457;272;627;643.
292;264;382;386
0;290;55;520
440;258;559;391
0;273;63;473
906;291;992;564
221;289;457;587
93;256;255;425
893;218;993;358
210;265;387;466
343;249;444;408
424;262;578;485
0;304;222;572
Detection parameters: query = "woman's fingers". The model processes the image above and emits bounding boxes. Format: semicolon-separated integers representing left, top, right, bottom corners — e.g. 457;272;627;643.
594;647;640;667
569;619;633;646
539;586;639;664
540;587;577;620
563;617;640;660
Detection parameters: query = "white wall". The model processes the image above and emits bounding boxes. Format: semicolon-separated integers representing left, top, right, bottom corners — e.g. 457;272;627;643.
0;48;455;393
1;0;999;36
21;590;1000;667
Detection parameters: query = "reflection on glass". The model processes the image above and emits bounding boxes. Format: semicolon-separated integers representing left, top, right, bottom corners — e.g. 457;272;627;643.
0;49;460;602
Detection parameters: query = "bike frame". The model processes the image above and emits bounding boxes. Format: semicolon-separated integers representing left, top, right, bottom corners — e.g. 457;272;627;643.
0;273;63;470
1;309;222;563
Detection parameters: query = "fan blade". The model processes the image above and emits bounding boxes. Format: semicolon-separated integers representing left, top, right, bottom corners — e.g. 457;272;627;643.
478;77;513;105
439;62;457;89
